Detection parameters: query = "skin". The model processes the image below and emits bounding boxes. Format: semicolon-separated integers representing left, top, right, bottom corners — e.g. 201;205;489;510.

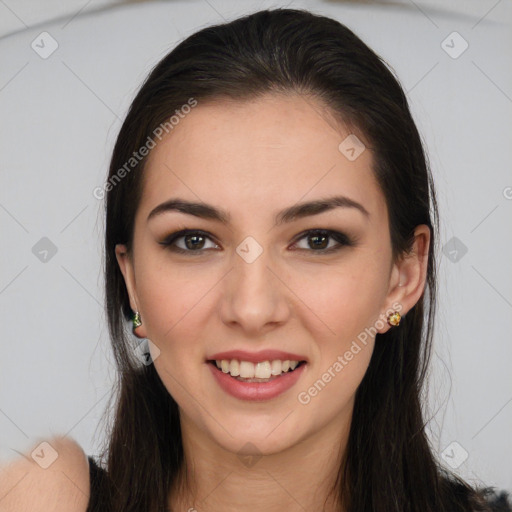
115;92;430;512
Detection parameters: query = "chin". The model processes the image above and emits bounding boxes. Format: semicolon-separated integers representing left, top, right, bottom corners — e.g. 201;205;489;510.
206;415;307;457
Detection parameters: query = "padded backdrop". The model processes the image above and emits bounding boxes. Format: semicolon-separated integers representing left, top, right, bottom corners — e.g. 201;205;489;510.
0;0;511;493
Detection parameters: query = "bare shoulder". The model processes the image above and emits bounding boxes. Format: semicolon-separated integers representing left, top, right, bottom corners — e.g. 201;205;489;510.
0;436;90;512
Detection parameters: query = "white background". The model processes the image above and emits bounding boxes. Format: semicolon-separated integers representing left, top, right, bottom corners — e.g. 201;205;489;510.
1;0;511;495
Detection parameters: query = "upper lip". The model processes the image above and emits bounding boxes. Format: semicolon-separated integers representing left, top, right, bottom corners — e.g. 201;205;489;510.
207;349;308;364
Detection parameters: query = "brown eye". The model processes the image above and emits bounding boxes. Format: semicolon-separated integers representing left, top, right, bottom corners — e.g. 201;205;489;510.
159;229;219;254
183;233;206;250
291;229;353;254
308;232;329;249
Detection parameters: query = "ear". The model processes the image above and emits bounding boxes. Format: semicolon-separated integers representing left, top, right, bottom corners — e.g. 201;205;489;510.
115;244;147;339
377;224;431;334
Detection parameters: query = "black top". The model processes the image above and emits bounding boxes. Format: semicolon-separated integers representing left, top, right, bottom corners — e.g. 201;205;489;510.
86;455;511;511
86;456;105;512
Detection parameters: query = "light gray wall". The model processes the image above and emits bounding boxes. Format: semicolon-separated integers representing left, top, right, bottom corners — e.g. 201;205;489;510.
1;0;510;493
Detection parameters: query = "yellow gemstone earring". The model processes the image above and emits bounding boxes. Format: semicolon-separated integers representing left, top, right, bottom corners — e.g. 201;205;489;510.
132;311;142;332
387;311;401;327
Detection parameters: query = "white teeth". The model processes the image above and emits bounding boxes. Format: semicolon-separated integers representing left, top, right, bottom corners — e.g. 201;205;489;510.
229;359;240;376
270;360;282;375
214;359;302;379
239;361;255;378
255;361;271;379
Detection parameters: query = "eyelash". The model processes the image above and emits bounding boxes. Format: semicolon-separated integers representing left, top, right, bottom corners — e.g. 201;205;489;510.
158;228;354;255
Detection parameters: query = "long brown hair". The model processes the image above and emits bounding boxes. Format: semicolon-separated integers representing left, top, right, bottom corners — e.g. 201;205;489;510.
95;8;496;511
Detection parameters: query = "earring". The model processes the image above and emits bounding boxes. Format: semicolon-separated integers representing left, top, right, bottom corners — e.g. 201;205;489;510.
387;311;401;327
132;311;142;332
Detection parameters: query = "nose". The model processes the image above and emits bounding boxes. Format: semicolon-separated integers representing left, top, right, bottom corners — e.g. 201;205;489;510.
219;246;291;336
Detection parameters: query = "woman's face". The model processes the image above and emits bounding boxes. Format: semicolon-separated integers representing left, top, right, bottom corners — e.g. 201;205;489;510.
116;93;428;457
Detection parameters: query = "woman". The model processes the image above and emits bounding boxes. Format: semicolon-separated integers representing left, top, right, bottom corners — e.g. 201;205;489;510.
2;7;510;512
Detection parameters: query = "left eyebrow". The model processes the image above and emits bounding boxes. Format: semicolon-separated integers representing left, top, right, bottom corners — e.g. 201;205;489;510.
275;195;370;225
146;195;370;225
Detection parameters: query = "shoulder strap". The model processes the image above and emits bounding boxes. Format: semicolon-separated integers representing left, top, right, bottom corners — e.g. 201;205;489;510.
86;456;106;512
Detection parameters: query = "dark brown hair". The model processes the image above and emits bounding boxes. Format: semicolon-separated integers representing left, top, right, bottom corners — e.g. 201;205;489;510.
94;7;501;511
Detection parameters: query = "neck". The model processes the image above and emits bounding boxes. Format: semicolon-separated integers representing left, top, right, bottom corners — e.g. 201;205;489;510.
168;408;352;512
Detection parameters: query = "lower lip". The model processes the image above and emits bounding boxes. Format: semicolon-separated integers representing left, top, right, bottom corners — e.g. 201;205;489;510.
207;361;307;401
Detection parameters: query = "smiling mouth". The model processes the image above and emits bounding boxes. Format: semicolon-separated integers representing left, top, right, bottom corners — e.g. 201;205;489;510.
207;359;307;383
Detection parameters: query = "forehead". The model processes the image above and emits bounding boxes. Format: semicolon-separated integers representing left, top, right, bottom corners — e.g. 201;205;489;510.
138;93;386;226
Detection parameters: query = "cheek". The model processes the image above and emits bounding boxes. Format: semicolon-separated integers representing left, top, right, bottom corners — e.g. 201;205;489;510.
138;271;208;402
290;256;389;341
294;264;383;419
136;256;215;338
135;260;220;384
